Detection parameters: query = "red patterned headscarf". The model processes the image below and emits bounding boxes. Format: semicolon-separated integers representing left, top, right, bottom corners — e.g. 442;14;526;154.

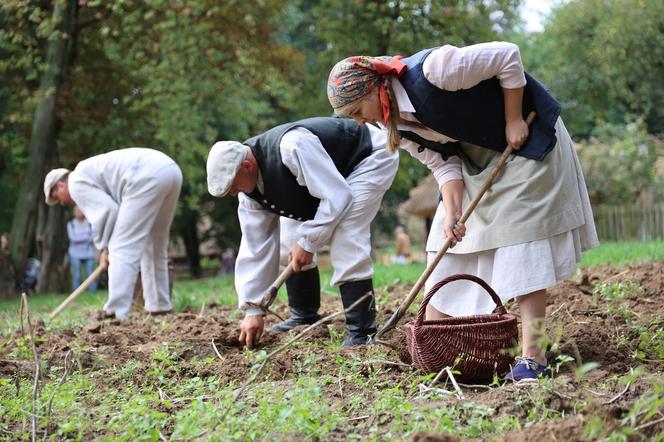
327;55;406;124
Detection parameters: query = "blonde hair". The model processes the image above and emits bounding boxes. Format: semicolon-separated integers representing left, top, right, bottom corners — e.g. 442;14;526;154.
382;76;401;155
335;76;402;155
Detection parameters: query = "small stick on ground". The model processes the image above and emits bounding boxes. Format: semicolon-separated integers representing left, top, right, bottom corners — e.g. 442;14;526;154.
603;381;631;405
585;388;607;397
417;383;454;396
157;429;169;442
225;293;371;416
445;367;465;399
418;366;458;398
361;359;411;369
158;387;171;403
602;269;630;284
457;383;493;390
348;415;371;421
21;293;41;442
430;366;449;386
211;339;224;362
548;302;567;318
635;416;664;432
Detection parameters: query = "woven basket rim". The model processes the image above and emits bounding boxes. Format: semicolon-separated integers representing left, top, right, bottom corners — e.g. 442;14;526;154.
404;313;517;330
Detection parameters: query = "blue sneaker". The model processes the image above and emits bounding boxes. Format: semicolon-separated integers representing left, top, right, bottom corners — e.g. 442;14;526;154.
504;357;551;382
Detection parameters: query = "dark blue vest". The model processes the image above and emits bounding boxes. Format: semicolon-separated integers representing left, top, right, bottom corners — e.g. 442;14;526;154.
245;117;373;221
399;48;561;161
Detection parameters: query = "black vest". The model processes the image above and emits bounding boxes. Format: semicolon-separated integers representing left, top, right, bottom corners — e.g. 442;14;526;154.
244;117;373;220
399;48;561;161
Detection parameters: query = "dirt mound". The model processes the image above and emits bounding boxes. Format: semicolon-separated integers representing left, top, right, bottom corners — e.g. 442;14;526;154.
545;262;664;376
3;262;661;383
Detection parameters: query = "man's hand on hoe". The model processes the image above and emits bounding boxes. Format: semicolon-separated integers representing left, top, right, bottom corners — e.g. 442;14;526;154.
288;244;313;272
100;250;110;270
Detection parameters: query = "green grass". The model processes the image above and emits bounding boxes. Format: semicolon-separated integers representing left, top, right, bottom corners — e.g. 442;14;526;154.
2;240;662;333
0;261;426;333
579;240;664;267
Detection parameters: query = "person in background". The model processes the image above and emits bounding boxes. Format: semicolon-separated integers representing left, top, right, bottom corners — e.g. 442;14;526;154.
392;225;412;264
220;248;236;275
20;258;41;294
67;206;97;291
0;233;8;253
44;148;182;320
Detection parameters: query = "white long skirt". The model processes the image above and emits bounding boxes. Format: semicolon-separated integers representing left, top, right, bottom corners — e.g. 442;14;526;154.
426;229;587;315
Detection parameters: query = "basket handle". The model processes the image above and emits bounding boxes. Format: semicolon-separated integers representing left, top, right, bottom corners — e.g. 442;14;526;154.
414;274;507;327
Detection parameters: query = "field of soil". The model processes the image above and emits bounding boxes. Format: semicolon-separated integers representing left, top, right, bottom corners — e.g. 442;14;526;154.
1;262;663;440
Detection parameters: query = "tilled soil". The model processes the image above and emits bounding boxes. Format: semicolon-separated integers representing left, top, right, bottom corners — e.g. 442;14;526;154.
1;262;663;441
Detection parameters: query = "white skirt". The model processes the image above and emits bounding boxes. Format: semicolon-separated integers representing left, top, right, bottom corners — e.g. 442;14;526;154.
425;228;592;316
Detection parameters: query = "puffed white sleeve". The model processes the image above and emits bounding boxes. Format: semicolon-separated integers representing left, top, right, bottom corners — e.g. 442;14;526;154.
68;173;118;251
399;138;463;189
235;193;281;316
280;128;353;254
423;41;526;91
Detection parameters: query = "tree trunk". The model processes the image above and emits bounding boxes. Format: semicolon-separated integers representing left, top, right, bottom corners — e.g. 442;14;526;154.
8;0;78;290
36;199;70;293
0;251;15;299
173;183;201;278
179;201;202;278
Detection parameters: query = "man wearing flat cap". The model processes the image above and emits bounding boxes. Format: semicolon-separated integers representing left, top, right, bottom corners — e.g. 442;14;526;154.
44;148;182;320
207;117;399;347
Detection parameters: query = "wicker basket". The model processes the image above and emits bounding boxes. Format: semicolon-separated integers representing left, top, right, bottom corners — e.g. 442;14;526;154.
404;274;518;381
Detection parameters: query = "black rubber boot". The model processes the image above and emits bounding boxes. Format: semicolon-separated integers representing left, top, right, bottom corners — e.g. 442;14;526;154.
339;279;377;347
270;267;321;332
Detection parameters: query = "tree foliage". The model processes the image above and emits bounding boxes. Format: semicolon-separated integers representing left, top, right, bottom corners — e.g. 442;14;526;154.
1;0;524;284
578;119;663;205
520;0;664;137
281;0;523;232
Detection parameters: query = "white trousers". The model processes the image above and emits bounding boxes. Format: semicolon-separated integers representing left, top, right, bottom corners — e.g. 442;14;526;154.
279;183;386;286
105;164;182;319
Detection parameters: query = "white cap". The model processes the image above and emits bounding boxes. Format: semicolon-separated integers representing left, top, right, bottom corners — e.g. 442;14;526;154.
206;141;248;197
43;168;70;206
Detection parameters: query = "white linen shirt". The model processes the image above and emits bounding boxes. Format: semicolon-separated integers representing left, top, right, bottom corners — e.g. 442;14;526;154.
68;148;176;250
235;125;394;313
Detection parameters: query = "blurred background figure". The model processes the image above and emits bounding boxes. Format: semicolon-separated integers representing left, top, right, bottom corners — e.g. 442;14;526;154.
220;247;236;275
0;233;8;252
20;257;40;294
391;225;411;265
67;205;97;291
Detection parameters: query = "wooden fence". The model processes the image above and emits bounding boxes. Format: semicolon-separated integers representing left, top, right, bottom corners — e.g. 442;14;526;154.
593;204;664;241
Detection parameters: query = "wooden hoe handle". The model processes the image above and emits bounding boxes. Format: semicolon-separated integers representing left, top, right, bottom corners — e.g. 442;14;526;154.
49;264;105;319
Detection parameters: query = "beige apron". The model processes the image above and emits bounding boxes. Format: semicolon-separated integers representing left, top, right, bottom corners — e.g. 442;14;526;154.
426;118;591;254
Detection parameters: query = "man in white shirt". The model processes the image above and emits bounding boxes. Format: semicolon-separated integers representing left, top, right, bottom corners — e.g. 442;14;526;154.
44;148;182;320
207;117;398;347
